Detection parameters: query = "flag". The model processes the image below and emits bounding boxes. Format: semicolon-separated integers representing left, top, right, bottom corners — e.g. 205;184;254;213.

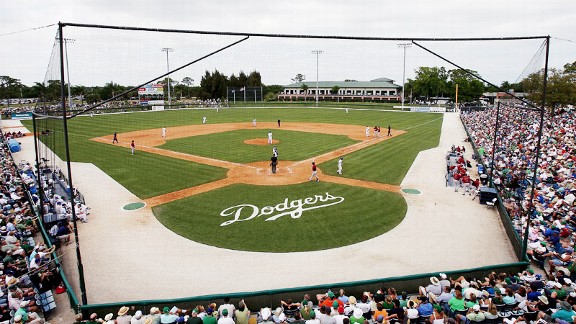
240;87;245;91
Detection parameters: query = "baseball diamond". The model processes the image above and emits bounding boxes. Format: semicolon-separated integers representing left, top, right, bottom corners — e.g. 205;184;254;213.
15;107;516;304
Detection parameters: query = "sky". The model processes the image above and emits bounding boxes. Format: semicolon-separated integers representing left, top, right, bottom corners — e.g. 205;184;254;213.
1;0;575;88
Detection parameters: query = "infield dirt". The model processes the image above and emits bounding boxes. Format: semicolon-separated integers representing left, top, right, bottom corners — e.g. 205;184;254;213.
91;122;404;206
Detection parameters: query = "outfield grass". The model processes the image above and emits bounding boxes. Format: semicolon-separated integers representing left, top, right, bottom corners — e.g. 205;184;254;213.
159;129;359;163
153;182;407;252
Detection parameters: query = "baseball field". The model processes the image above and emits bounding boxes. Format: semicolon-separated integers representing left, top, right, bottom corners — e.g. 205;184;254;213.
31;107;442;252
15;107;518;303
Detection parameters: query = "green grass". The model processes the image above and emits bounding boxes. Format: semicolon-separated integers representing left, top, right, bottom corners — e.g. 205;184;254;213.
153;182;407;252
24;108;442;197
24;107;442;251
318;116;443;184
159;129;358;163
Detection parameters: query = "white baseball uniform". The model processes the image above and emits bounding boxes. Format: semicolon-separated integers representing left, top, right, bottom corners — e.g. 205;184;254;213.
337;158;343;175
268;131;273;144
202;116;207;124
162;127;166;138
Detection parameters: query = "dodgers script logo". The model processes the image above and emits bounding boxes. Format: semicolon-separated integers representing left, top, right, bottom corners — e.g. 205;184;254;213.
220;192;345;226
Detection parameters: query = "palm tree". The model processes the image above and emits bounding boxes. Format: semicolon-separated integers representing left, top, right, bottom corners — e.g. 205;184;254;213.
301;84;309;101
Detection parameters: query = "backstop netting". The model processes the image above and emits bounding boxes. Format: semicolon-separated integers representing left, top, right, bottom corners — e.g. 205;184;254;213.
32;23;549;311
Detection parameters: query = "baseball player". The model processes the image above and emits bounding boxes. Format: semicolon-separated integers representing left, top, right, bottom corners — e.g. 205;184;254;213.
252;118;257;127
309;162;319;182
113;132;119;144
345;108;349;113
365;126;370;138
162;127;166;138
267;131;273;144
277;119;281;127
202;116;207;124
337;157;343;175
130;140;135;155
272;146;278;157
387;125;392;136
270;156;278;174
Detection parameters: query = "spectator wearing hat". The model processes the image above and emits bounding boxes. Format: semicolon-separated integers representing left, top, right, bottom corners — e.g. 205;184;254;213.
218;308;234;324
405;300;419;322
131;310;145;324
260;308;274;324
186;309;202;324
234;300;249;324
104;313;115;324
204;308;217;324
148;307;161;324
320;291;343;309
418;277;442;296
438;273;451;291
14;300;36;322
161;307;179;324
272;308;285;324
304;310;319;324
348;308;364;324
219;297;236;319
332;305;347;324
116;306;132;324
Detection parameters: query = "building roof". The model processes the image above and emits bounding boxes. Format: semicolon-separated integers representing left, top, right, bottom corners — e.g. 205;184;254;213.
285;78;401;89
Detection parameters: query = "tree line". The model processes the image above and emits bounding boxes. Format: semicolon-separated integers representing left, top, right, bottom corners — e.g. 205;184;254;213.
2;61;575;106
405;61;576;106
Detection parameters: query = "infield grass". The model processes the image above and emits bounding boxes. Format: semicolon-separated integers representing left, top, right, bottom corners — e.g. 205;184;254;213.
159;129;359;163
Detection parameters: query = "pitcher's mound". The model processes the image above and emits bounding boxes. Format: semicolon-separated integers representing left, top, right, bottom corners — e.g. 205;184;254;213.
244;138;279;145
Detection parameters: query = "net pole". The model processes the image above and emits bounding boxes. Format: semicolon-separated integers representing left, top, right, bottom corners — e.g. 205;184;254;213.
521;36;551;259
58;22;89;306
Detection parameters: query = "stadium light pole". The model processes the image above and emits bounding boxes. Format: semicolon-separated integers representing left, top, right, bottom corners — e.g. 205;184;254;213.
398;43;411;110
161;48;174;106
254;89;257;104
312;50;323;107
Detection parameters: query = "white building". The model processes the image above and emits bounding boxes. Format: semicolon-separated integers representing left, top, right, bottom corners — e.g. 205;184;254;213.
279;77;402;102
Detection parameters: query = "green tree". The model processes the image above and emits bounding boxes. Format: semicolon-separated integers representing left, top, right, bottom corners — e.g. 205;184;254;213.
447;69;485;103
522;67;576;108
181;77;194;98
0;76;23;103
292;74;306;83
300;84;309;101
331;86;341;95
264;85;284;101
407;67;449;101
247;71;263;87
200;70;228;100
